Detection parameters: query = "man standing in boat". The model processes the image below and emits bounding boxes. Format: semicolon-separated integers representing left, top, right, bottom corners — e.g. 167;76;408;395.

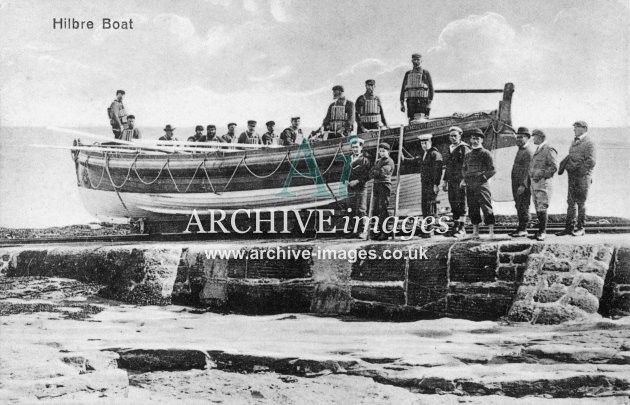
528;129;558;241
206;125;223;142
510;127;535;237
556;121;596;237
403;134;443;238
108;89;128;139
158;124;177;141
369;142;395;240
121;115;141;141
461;129;495;239
346;136;371;237
261;121;277;145
221;123;237;143
322;85;354;138
355;79;388;134
187;125;207;142
238;120;261;144
442;126;470;238
280;117;302;146
400;53;434;122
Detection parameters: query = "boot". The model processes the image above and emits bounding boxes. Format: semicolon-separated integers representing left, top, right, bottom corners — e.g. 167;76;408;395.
535;211;547;241
454;222;466;238
471;224;480;239
488;224;495;239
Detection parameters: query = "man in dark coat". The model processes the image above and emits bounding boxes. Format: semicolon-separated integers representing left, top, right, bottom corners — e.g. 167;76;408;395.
556;120;596;236
221;123;237;143
369;143;395;240
345;136;371;237
355;79;387;134
528;129;558;241
279;117;303;146
206;125;223;142
108;89;128;139
158;124;177;141
121;114;141;141
187;125;207;142
238;120;260;144
442;126;470;237
322;85;354;137
261;121;277;145
510;127;535;237
461;128;496;238
400;53;434;122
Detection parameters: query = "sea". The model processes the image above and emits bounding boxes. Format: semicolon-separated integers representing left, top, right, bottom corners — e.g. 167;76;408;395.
0;126;629;228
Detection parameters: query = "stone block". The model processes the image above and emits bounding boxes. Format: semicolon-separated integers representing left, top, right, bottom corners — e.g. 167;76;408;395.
350;244;406;281
351;285;405;305
310;245;354;283
224;281;315;314
310;283;352;314
575;273;604;297
496;265;516;282
594;246;613;263
543;244;576;260
572;244;598;260
499;253;512;264
499;242;532;253
449;242;498;283
544;272;574;286
243;245;313;279
515;285;537;301
535;283;567;303
534;303;586;324
576;260;608;278
515;265;527;281
613;248;630;284
542;260;571;272
512;253;529;264
507;300;536;322
566;287;600;313
407;243;449;308
446;290;515;321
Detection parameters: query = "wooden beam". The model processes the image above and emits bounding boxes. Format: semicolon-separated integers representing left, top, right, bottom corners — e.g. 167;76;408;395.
435;89;504;93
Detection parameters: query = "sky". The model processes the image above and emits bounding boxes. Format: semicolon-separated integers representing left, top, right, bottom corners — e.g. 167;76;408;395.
0;0;628;131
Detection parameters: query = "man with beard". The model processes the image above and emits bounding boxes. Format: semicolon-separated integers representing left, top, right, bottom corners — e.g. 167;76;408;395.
187;125;207;142
528;129;558;241
206;125;223;142
400;53;434;122
510;127;535;237
321;85;354;138
355;79;388;134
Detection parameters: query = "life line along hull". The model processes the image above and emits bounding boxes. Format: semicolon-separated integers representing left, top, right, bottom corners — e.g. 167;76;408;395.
75;111;516;221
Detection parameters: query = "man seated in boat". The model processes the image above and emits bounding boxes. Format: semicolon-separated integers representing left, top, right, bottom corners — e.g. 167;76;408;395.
355;79;388;134
279;117;303;146
320;85;354;139
261;121;277;145
121;115;141;141
400;53;434;122
238;120;261;144
221;123;237;143
187;125;207;142
108;89;128;139
158;124;177;141
206;125;223;143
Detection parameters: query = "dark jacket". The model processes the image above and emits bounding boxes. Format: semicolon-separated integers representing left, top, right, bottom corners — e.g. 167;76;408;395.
355;94;387;128
413;147;443;187
187;134;207;142
399;68;434;102
279;127;302;146
529;143;558;181
462;147;496;184
511;143;535;188
560;135;596;177
348;154;372;190
370;156;395;184
323;97;355;135
444;142;470;183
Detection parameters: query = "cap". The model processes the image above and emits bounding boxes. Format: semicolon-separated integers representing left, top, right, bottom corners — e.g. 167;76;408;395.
163;124;175;131
116;89;125;95
411;53;422;59
195;125;204;131
332;85;344;92
470;128;484;137
247;120;257;126
516;126;531;136
348;135;364;145
127;114;135;120
207;125;216;129
227;122;237;127
291;116;300;121
365;79;375;85
532;129;546;138
265;120;275;126
379;142;391;151
573;120;588;128
448;126;462;134
417;134;432;141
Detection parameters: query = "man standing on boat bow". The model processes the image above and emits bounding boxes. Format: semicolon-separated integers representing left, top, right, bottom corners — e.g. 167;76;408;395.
108;89;128;139
321;85;354;138
400;53;434;122
355;79;388;134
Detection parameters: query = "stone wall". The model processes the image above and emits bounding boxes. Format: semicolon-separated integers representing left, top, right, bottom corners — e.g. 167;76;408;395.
1;238;628;324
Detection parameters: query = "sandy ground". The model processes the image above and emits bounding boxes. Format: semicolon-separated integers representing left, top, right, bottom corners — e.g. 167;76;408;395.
0;277;629;404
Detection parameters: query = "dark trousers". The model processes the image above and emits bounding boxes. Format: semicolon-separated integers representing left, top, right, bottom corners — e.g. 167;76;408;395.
421;184;437;218
112;125;122;139
566;174;591;230
406;98;430;119
512;185;531;230
357;122;379;134
466;181;495;225
447;180;466;221
347;186;367;234
372;182;391;235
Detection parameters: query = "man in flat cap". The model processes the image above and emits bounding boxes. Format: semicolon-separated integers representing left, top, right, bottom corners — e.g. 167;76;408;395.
403;134;443;238
221;123;237;143
261;121;277;145
345;136;372;237
159;124;177;141
556;121;596;236
528;129;558;241
280;117;303;146
108;89;128;139
322;85;354;138
400;54;434;122
461;128;496;238
442;126;470;237
188;125;207;142
206;125;223;142
355;79;388;134
238;120;260;144
369;142;395;240
510;127;535;237
121;114;141;141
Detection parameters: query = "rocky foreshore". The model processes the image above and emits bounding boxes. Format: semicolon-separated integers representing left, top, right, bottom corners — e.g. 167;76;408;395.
1;276;629;403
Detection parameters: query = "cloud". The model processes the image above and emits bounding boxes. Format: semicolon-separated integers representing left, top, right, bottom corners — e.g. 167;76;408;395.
248;65;292;82
269;0;292;22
